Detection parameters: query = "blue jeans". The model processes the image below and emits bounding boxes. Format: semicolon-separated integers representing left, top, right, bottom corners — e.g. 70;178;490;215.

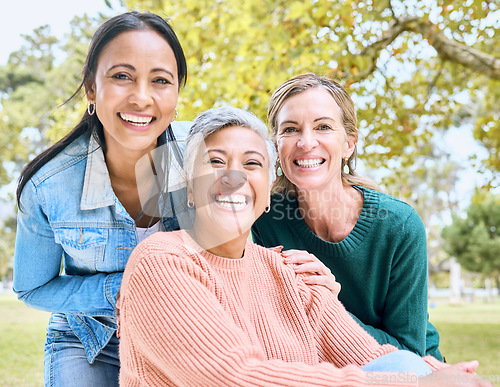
361;350;432;376
44;315;119;387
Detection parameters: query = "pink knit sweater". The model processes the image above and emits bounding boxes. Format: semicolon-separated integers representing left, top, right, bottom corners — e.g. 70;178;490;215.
118;230;445;386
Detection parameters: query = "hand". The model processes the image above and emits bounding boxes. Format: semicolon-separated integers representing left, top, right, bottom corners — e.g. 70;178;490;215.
452;361;479;373
419;366;493;386
281;249;341;295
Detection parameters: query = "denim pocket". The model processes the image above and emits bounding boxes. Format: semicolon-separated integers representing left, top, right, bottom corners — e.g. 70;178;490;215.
54;227;108;271
46;313;73;335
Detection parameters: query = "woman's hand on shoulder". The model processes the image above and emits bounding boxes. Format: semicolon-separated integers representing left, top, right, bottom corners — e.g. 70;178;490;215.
277;248;341;295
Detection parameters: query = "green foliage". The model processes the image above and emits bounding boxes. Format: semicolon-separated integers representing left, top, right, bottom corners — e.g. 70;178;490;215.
124;0;499;188
0;15;101;186
442;192;500;275
0;215;16;280
0;295;48;386
429;299;500;376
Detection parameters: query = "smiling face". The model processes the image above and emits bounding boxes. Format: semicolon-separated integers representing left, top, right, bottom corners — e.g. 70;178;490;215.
86;29;179;159
276;87;356;193
189;126;271;249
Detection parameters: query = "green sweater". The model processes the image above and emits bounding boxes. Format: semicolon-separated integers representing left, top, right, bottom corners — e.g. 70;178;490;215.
252;186;442;360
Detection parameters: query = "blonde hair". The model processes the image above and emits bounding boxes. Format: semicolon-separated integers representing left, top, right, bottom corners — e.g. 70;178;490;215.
267;73;379;195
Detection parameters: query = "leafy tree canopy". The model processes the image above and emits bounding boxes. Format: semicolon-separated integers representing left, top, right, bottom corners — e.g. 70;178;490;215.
0;15;100;186
442;191;500;275
125;0;499;188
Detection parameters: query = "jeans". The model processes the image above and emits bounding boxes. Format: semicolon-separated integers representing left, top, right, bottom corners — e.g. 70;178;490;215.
44;315;119;387
361;350;432;376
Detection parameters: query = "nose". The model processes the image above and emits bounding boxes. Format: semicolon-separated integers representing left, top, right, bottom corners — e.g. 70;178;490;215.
129;81;153;108
217;170;247;193
296;129;318;151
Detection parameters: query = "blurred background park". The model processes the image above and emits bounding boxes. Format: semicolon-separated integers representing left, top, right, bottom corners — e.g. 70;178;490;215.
0;0;498;385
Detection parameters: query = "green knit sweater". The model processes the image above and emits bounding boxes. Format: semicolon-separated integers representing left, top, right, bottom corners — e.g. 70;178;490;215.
252;186;442;360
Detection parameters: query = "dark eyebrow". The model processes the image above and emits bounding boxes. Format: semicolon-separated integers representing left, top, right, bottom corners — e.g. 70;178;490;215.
106;64;175;79
106;64;134;73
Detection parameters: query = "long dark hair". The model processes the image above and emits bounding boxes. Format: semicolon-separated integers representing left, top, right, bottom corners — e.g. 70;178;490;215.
16;11;187;209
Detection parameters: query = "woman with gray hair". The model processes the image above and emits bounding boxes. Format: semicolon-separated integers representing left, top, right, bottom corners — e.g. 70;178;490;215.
114;106;481;387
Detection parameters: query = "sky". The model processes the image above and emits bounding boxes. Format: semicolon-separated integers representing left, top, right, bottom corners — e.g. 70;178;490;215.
0;0;125;65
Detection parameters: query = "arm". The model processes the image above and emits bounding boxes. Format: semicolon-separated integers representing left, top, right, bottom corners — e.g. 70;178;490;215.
13;179;121;315
301;278;447;373
358;209;434;357
119;245;417;387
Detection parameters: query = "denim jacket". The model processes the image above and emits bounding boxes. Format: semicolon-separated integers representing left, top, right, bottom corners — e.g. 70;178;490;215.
13;121;191;363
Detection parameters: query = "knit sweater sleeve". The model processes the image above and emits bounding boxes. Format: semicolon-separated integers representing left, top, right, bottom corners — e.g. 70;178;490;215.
119;238;426;387
299;278;446;373
343;206;443;360
376;209;432;356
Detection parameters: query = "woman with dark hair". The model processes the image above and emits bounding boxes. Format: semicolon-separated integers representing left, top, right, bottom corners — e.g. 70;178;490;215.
13;11;189;386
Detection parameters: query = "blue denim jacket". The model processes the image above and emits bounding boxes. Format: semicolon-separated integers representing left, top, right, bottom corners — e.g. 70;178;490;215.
13;121;191;363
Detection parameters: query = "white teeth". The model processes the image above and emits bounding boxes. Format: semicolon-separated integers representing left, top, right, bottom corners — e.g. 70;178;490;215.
295;158;323;168
119;113;153;126
215;195;247;209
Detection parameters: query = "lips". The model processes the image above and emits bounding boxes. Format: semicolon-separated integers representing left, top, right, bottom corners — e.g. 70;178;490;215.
294;158;325;168
119;112;155;127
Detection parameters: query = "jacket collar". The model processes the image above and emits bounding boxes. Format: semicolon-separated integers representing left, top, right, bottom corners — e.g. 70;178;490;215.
80;130;186;213
80;135;115;210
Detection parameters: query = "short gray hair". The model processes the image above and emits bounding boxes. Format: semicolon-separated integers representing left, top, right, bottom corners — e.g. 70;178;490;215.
184;106;277;186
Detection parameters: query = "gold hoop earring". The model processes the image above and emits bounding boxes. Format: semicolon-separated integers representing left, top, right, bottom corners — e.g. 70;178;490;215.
87;102;96;116
343;157;350;174
264;205;270;213
173;108;178;121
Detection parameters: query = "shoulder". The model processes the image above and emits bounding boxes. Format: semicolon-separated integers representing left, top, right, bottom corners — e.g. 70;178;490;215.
30;133;90;187
130;230;194;264
124;231;203;278
362;187;423;227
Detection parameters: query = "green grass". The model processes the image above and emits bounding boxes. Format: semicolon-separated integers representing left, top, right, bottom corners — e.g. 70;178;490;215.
0;293;49;387
429;299;500;377
1;294;499;385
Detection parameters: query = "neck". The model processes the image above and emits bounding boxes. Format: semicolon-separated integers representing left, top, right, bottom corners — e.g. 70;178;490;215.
189;224;249;259
296;183;363;242
105;149;144;185
105;143;160;226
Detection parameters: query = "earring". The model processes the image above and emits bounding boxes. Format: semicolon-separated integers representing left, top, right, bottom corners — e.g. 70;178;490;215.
264;205;270;213
173;108;178;121
276;159;282;177
87;102;96;116
343;157;350;174
187;199;194;208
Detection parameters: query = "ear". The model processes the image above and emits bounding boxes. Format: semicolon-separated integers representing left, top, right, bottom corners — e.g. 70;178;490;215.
85;84;96;103
344;135;357;159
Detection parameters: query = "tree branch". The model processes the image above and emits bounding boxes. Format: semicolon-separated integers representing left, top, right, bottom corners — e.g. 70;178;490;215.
353;16;419;81
357;15;500;81
410;19;500;80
